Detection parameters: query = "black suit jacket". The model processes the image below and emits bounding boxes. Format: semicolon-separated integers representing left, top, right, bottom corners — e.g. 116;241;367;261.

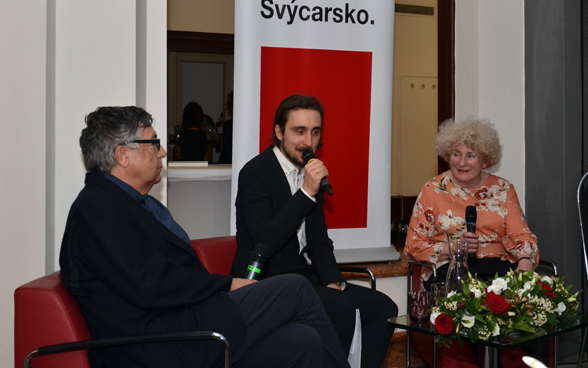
59;172;245;368
232;146;345;286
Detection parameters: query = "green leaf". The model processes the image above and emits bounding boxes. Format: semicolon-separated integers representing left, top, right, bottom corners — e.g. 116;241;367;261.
513;320;535;334
536;289;546;298
549;296;564;304
467;298;479;314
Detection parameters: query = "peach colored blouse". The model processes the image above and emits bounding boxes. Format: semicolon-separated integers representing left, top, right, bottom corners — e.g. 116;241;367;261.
404;173;539;271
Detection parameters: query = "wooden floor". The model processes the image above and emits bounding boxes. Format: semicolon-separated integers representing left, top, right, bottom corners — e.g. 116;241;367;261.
381;332;426;368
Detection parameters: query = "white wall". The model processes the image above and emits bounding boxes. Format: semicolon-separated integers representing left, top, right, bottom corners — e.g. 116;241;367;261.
139;0;168;206
455;0;526;209
0;2;167;366
0;2;48;365
50;1;138;273
455;0;479;121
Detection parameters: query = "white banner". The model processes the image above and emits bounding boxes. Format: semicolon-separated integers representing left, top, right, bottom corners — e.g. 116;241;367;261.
231;0;395;251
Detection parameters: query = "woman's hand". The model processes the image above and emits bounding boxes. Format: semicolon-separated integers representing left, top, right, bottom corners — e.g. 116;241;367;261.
515;258;534;273
438;232;479;262
460;232;479;255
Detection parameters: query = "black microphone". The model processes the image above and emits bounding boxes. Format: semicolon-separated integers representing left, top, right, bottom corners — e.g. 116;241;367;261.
301;150;333;196
465;205;477;265
244;243;269;280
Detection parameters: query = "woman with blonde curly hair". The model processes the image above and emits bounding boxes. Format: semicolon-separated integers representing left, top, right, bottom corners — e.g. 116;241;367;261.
404;117;539;285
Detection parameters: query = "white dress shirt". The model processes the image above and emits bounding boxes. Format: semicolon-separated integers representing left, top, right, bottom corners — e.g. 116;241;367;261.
272;146;316;254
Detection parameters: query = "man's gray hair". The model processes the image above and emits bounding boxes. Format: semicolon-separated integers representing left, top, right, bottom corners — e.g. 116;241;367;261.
80;106;154;173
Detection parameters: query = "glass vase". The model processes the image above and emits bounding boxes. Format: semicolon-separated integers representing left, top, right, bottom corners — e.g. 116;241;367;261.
445;239;469;294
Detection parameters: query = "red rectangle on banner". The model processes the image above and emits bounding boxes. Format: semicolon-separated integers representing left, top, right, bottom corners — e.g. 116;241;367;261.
260;47;372;229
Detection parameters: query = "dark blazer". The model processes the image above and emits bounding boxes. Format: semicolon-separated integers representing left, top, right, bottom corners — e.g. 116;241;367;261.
59;172;245;368
232;146;345;286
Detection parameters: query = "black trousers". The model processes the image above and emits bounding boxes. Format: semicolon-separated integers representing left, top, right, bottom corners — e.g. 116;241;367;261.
228;274;351;368
311;280;399;368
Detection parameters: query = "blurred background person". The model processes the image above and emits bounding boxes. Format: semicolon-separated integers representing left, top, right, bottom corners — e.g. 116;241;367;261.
178;101;207;161
201;114;215;162
218;91;233;164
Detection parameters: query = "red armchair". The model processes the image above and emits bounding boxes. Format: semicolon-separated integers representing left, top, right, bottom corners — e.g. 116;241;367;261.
191;236;237;276
14;271;92;368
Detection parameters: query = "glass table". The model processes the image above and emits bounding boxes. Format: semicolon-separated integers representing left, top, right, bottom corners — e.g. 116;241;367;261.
388;314;588;368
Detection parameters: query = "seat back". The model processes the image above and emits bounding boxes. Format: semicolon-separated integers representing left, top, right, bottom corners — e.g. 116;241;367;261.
14;271;92;368
577;171;588;277
191;236;237;276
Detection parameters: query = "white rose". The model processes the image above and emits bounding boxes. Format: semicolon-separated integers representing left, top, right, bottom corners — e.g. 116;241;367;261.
461;315;475;328
487;284;501;295
447;291;457;298
492;324;500;336
472;288;482;299
490;278;508;293
430;311;440;325
517;281;533;297
555;302;566;316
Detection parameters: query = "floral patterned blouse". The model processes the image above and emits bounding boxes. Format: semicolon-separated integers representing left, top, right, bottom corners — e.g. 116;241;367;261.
404;173;539;271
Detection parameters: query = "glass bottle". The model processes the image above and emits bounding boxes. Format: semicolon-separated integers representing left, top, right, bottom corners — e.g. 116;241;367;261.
445;238;469;294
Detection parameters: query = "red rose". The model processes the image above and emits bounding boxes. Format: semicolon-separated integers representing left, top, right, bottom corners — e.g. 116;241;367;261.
485;291;510;315
435;313;454;335
538;281;556;299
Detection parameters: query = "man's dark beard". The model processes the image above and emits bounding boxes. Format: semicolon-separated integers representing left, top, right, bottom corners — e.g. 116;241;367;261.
280;143;310;168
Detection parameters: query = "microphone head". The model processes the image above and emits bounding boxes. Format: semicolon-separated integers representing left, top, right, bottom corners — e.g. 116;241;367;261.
466;205;477;222
251;243;269;261
301;150;316;165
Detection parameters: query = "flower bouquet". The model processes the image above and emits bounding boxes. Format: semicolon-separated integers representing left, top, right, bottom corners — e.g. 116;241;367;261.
430;270;580;344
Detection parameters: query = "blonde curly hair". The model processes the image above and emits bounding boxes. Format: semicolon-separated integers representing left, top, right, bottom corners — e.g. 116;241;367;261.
434;117;502;168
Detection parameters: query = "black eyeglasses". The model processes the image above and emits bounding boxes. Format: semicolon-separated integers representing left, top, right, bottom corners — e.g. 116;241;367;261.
121;139;161;151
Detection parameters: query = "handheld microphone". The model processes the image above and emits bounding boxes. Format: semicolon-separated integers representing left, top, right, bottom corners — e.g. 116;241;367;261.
244;243;269;280
301;150;333;196
465;205;477;264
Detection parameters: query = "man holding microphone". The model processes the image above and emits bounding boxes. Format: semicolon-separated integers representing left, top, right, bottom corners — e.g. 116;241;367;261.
233;94;398;368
